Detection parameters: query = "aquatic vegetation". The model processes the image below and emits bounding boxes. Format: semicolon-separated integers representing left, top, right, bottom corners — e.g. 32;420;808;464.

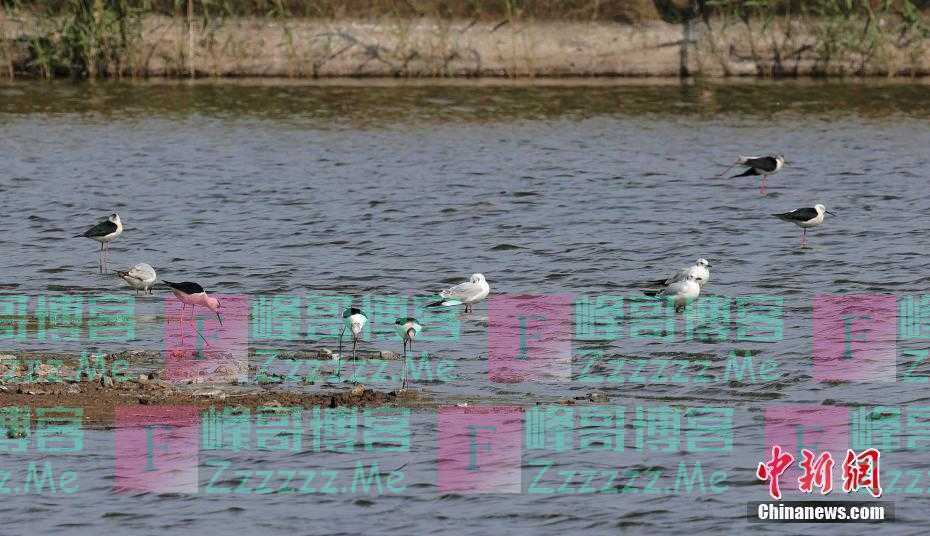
0;0;927;78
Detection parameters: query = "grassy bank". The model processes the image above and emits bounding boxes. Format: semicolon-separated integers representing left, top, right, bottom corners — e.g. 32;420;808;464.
1;1;929;78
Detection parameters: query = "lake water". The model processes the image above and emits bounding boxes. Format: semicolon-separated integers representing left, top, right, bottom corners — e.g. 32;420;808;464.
1;79;930;534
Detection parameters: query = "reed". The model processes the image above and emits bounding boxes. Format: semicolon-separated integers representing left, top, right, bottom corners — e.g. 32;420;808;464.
0;0;928;78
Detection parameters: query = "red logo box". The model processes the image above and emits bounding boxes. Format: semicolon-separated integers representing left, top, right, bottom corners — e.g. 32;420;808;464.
763;405;849;495
487;295;572;383
812;294;896;382
163;294;249;382
437;406;522;493
114;406;200;493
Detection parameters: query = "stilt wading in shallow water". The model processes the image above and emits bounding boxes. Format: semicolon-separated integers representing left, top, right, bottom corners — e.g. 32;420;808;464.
644;273;702;313
648;258;710;289
337;307;367;376
722;154;784;195
772;204;835;247
162;280;223;345
75;213;123;273
116;263;156;294
428;273;490;313
396;317;422;390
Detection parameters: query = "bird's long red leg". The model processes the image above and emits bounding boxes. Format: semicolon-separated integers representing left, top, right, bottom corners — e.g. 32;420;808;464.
177;302;185;345
760;176;767;195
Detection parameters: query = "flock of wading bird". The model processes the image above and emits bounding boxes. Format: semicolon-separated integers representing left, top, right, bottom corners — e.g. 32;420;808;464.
73;153;830;388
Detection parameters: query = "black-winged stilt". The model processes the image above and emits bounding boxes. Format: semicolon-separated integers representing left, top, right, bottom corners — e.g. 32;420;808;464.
773;204;834;247
75;213;123;273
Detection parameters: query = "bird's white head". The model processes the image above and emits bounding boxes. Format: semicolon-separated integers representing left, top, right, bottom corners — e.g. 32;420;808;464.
470;273;486;284
109;213;121;225
815;204;836;217
695;258;710;268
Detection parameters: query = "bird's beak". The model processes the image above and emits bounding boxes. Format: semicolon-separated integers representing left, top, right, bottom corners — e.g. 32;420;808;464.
826;211;836;216
216;312;223;326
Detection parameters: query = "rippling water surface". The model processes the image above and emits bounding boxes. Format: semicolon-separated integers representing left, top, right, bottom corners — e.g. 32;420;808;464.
1;79;930;534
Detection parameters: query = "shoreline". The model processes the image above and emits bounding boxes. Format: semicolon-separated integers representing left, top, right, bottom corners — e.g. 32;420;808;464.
2;15;930;79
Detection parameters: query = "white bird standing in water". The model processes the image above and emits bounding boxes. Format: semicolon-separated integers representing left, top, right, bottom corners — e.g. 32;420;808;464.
115;263;157;294
75;213;123;273
395;317;422;390
337;307;367;375
773;204;835;247
644;273;701;313
649;258;710;288
428;273;490;313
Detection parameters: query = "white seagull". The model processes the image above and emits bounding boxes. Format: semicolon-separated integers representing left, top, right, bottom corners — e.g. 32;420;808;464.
337;307;367;372
75;213;123;272
395;317;422;390
649;258;710;288
724;154;784;195
428;273;490;313
115;263;157;294
773;204;834;247
644;274;701;313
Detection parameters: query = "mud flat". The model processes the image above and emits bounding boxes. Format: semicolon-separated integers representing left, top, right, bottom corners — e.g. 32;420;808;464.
0;378;406;424
0;352;416;425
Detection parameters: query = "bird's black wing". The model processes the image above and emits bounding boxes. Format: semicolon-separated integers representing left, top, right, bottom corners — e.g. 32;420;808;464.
773;207;818;222
163;281;205;294
79;220;117;238
343;307;363;318
744;156;778;172
731;167;760;178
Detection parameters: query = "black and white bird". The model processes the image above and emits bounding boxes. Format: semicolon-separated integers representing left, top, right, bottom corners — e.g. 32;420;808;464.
116;263;157;294
724;155;784;195
395;317;422;389
648;258;710;288
75;213;123;272
644;274;701;313
428;273;490;313
337;307;367;372
162;280;222;326
773;204;835;247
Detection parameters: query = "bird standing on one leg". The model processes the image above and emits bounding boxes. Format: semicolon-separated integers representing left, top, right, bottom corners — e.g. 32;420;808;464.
116;263;157;294
337;307;367;376
773;204;835;247
395;317;422;390
724;154;784;195
75;213;123;273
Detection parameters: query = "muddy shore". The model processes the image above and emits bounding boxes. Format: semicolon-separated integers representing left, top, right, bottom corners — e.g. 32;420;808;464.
2;15;930;78
0;352;419;425
0;378;407;424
